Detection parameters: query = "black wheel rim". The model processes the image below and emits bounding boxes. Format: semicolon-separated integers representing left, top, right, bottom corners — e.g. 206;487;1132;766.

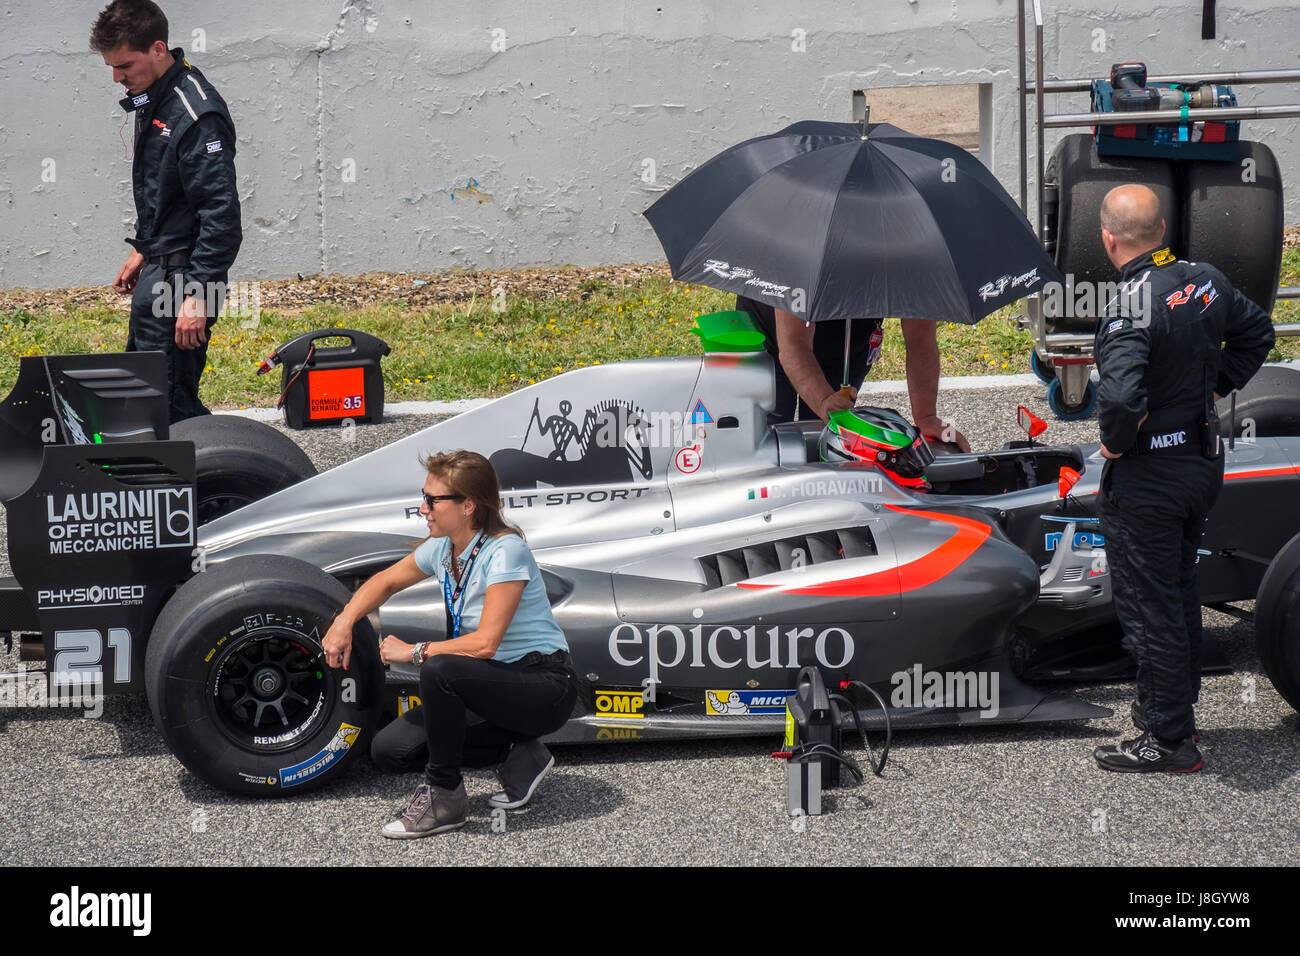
196;492;257;524
207;633;332;752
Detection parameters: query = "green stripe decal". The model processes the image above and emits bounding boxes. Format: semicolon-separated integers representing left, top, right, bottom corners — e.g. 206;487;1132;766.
828;409;910;448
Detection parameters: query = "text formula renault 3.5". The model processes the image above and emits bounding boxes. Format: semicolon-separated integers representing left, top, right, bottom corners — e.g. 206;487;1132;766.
4;313;1300;795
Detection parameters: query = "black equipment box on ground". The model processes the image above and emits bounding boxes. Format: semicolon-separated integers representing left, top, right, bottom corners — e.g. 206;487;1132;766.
268;329;391;429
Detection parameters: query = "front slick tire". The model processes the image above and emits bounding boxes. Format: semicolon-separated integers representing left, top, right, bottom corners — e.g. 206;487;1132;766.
145;554;383;797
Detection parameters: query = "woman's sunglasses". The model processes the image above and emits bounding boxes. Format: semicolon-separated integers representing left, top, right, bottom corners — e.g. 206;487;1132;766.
422;492;466;508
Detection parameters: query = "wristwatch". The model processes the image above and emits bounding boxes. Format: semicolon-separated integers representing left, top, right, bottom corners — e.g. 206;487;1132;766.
411;642;426;666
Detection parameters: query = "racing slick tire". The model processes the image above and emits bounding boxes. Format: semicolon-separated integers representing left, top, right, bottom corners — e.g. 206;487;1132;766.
145;554;384;797
1215;365;1300;439
1255;530;1300;713
1183;140;1284;316
1050;134;1181;334
171;415;317;524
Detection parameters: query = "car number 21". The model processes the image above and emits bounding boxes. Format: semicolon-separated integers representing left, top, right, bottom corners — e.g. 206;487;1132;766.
53;628;131;684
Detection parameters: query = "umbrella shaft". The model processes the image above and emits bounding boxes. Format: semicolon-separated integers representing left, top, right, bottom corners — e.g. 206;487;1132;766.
842;319;852;389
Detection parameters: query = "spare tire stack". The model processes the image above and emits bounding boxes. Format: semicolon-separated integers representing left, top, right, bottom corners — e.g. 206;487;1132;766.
1043;133;1284;416
1050;132;1185;334
1183;140;1285;316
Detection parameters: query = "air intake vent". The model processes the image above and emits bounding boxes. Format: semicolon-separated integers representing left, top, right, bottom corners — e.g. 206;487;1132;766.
78;456;188;487
60;367;165;399
698;526;877;588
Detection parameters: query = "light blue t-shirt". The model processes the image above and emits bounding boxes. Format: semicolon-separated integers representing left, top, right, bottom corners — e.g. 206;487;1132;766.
413;532;568;663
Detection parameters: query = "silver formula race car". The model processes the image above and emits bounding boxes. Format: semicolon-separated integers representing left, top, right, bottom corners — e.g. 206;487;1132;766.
4;320;1300;796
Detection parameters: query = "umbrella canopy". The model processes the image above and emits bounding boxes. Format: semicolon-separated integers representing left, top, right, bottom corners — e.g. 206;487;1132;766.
644;120;1063;325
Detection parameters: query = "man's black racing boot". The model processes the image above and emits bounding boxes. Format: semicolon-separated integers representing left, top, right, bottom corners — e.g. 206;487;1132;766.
1094;730;1203;773
1131;701;1200;742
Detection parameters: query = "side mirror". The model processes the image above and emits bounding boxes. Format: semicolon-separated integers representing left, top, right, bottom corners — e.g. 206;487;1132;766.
1058;466;1081;498
1017;405;1048;441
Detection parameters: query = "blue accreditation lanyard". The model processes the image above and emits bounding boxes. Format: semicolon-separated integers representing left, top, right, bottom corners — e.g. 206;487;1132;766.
443;534;486;641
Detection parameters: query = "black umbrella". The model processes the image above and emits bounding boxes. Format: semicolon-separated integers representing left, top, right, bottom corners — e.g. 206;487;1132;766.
645;120;1062;332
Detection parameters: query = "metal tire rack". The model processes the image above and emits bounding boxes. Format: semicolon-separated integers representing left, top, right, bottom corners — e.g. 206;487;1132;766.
1015;0;1300;417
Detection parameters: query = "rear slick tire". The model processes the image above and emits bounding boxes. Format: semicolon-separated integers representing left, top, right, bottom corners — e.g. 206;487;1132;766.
1216;366;1300;439
145;554;383;796
171;415;317;525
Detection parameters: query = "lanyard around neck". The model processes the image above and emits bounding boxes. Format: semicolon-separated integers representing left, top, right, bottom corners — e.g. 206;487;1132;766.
443;534;486;640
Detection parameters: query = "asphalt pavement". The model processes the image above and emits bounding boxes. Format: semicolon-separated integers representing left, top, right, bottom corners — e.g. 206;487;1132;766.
2;381;1298;866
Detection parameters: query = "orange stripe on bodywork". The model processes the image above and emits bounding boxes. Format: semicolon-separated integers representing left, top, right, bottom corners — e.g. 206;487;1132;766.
1224;465;1300;481
735;505;991;597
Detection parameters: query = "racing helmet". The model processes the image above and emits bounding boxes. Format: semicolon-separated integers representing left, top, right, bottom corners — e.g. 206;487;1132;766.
818;407;935;488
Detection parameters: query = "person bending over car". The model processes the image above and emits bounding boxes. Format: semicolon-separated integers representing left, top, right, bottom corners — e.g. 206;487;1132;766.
322;450;577;838
734;295;971;452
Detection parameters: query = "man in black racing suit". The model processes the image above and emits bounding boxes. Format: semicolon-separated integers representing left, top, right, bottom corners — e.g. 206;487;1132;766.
1091;184;1273;773
92;0;242;422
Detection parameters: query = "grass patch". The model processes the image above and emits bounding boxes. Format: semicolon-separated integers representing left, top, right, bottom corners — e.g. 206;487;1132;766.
2;246;1297;408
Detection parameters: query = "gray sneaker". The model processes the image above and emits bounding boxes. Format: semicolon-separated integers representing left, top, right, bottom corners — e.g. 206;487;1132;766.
382;781;468;839
489;739;555;810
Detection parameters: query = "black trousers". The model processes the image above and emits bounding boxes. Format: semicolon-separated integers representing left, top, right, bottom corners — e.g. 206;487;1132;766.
1099;451;1224;742
370;653;578;790
128;262;219;423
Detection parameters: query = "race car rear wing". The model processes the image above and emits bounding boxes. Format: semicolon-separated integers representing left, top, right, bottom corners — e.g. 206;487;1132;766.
0;352;170;502
2;353;193;695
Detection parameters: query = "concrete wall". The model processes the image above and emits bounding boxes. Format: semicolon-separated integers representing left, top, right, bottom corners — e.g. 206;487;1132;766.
2;0;1296;289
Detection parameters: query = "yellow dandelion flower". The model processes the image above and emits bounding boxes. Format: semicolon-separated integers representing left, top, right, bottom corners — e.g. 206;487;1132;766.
528;378;536;385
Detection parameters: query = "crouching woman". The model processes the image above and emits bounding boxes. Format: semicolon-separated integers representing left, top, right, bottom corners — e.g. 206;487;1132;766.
322;449;577;838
